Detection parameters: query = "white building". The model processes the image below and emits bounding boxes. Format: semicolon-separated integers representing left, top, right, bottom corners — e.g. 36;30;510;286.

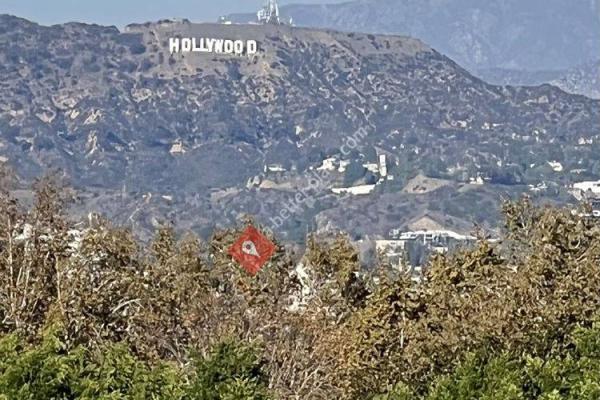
317;157;338;172
548;161;564;172
379;154;388;178
264;164;286;173
169;140;185;155
396;230;475;243
362;162;379;174
375;240;406;269
571;180;600;201
470;176;485;185
331;184;376;195
382;229;476;268
315;157;350;173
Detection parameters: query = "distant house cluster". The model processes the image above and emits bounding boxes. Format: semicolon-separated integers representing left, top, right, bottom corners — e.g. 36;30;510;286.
375;227;476;280
331;154;394;196
571;180;600;218
571;180;600;200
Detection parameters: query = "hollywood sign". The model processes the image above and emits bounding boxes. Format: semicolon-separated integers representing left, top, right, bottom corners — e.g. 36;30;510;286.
169;37;258;56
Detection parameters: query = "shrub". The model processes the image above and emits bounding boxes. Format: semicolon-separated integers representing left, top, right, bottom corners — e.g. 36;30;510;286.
188;339;271;400
0;330;273;400
376;321;600;400
0;328;184;400
2;178;600;399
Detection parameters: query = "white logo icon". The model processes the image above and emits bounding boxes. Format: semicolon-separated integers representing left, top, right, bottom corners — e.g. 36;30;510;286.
242;240;260;257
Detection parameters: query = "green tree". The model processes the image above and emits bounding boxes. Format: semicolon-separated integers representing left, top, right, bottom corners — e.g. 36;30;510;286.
188;339;271;400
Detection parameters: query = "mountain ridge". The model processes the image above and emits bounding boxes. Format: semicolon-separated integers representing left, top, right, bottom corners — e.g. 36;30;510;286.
228;0;600;73
1;14;599;240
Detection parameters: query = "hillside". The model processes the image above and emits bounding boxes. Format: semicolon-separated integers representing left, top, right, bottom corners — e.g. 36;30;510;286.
1;15;599;240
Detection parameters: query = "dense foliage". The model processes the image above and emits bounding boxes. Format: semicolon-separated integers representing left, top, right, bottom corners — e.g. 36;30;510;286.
1;177;600;399
374;322;600;399
0;328;269;399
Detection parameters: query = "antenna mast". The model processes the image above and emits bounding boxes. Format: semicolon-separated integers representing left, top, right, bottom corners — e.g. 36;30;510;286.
257;0;281;24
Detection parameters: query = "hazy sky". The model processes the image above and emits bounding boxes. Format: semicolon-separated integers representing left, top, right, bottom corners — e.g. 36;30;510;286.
1;0;346;28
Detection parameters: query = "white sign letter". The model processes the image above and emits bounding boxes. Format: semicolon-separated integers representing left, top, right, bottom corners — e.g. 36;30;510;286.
214;39;224;53
181;38;192;52
169;37;180;54
199;38;208;52
224;40;234;54
234;40;244;55
192;38;202;52
247;40;258;55
206;38;215;52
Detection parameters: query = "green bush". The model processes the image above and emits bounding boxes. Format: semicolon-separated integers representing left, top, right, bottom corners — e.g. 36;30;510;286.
188;339;271;400
427;353;525;400
0;330;272;400
0;329;184;400
372;383;415;400
377;322;600;400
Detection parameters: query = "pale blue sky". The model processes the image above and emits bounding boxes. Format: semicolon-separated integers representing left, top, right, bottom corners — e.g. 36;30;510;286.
1;0;345;28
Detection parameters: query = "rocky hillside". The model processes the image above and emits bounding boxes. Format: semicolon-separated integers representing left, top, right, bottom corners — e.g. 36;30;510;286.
1;15;599;240
229;0;600;74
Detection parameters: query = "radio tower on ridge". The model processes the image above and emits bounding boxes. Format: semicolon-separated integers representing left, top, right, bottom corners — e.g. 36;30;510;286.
257;0;281;24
